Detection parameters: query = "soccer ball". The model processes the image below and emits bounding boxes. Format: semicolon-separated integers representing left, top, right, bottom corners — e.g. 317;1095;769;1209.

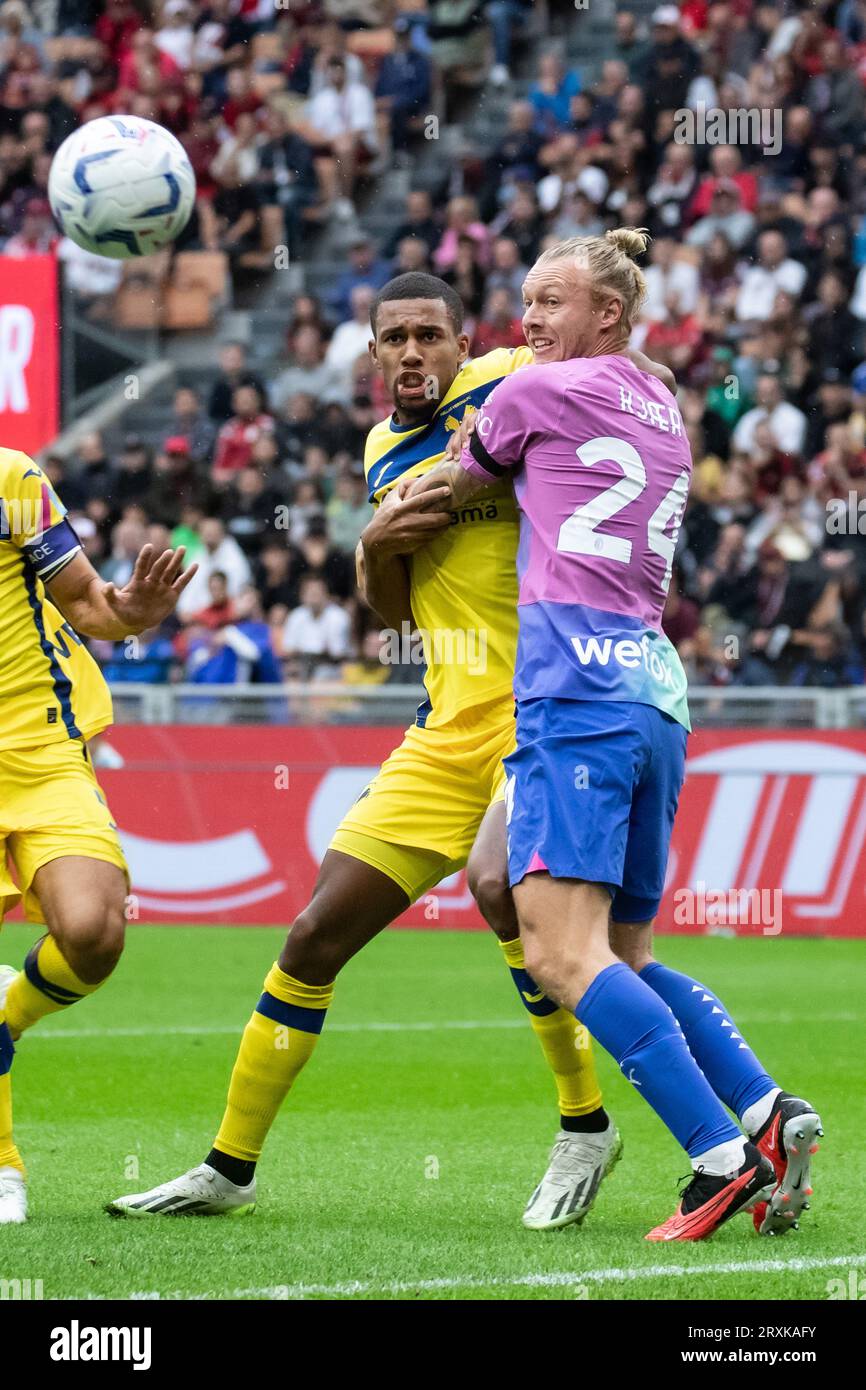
48;115;196;259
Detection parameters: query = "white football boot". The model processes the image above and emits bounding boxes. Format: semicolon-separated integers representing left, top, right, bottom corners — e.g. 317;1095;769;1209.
0;1167;27;1224
522;1121;623;1230
106;1162;256;1217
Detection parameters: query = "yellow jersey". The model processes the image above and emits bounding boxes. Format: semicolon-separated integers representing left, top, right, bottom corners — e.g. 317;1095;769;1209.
365;347;531;728
0;448;112;752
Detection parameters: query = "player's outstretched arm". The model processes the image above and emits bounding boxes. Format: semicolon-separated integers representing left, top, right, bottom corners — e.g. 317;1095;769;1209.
46;546;198;639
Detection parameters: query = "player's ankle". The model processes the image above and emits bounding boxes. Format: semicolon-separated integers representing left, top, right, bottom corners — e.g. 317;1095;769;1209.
206;1148;256;1187
561;1107;610;1135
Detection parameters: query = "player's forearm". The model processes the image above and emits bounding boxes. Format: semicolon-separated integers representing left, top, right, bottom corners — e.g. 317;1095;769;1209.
50;574;135;640
360;541;414;631
412;459;484;508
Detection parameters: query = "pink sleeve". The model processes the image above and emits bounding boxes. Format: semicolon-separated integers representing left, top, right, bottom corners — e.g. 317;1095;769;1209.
459;373;541;482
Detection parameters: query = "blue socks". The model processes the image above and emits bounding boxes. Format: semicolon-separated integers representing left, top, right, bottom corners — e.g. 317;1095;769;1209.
640;961;777;1122
576;963;741;1157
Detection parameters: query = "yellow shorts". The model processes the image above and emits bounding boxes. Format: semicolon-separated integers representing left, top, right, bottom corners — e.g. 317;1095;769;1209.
331;695;515;901
0;737;128;926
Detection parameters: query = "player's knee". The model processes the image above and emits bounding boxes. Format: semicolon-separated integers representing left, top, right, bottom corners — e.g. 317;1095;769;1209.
58;900;126;984
280;907;347;984
467;860;513;940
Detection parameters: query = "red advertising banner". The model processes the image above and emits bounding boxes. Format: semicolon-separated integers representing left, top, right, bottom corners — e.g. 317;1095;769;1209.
88;725;866;937
0;254;59;454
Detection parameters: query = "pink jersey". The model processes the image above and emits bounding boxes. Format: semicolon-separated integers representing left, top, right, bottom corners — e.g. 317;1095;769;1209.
461;354;692;727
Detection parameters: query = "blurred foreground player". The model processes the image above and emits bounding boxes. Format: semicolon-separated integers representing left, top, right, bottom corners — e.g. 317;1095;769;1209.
408;231;822;1240
0;450;196;1223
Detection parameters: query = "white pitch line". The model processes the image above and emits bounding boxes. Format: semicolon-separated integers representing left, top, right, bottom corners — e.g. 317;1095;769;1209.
114;1253;866;1301
24;1011;860;1041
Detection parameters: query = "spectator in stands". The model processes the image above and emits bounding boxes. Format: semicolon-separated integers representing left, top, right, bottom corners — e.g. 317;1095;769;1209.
296;515;355;600
732;372;808;458
442;234;486;320
375;16;431;157
484;235;528;316
301;53;378;219
428;1;489;102
643;235;700;323
287;478;327;547
271;325;340;413
326;232;391;321
73;432;117;506
686;181;756;252
480;100;543;219
392;234;431;274
472;286;524;354
807;35;864;149
210;156;262;267
527;48;582;136
489;184;542;264
382;188;440;259
325;283;375;396
190;570;236;630
208;341;267;424
484;0;532;86
806;271;863;377
642;4;701;116
154;0;195;71
255;537;304;615
646;142;697;236
213;384;276;483
282;573;351;681
170;387;217;467
177;516;252;618
3;196;56;255
326;463;372;554
254;106;319;256
224;465;284;558
145;443;214;530
101;516;147;588
433;195;490;273
114;436;154;511
736;229;808;323
186;585;283;686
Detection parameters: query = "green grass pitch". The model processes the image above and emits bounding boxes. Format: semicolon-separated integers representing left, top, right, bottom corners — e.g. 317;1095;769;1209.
1;924;863;1301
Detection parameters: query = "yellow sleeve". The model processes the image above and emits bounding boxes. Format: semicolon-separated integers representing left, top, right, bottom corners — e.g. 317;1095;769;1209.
0;450;80;578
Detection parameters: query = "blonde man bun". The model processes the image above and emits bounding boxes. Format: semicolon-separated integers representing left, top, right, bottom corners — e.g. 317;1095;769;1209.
535;227;650;334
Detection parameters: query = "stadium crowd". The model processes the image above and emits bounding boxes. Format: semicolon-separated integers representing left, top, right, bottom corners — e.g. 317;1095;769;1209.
4;0;866;689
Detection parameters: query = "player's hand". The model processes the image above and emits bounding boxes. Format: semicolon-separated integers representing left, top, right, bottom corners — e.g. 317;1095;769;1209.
445;411;477;463
103;545;198;633
363;478;453;555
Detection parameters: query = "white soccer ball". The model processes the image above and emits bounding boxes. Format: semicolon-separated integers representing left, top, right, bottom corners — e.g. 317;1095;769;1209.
48;115;196;260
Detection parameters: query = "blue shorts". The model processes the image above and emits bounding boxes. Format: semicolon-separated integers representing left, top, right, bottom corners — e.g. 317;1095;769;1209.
503;698;687;921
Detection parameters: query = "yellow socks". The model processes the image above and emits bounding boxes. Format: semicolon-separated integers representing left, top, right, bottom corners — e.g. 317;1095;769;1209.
213;964;334;1163
499;936;603;1118
0;1011;24;1174
4;934;104;1039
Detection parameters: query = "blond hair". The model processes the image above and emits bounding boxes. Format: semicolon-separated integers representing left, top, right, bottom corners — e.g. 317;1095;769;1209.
534;227;650;335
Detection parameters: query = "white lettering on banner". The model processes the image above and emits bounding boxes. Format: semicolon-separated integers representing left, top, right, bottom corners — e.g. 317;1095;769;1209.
0;306;34;412
685;741;866;920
